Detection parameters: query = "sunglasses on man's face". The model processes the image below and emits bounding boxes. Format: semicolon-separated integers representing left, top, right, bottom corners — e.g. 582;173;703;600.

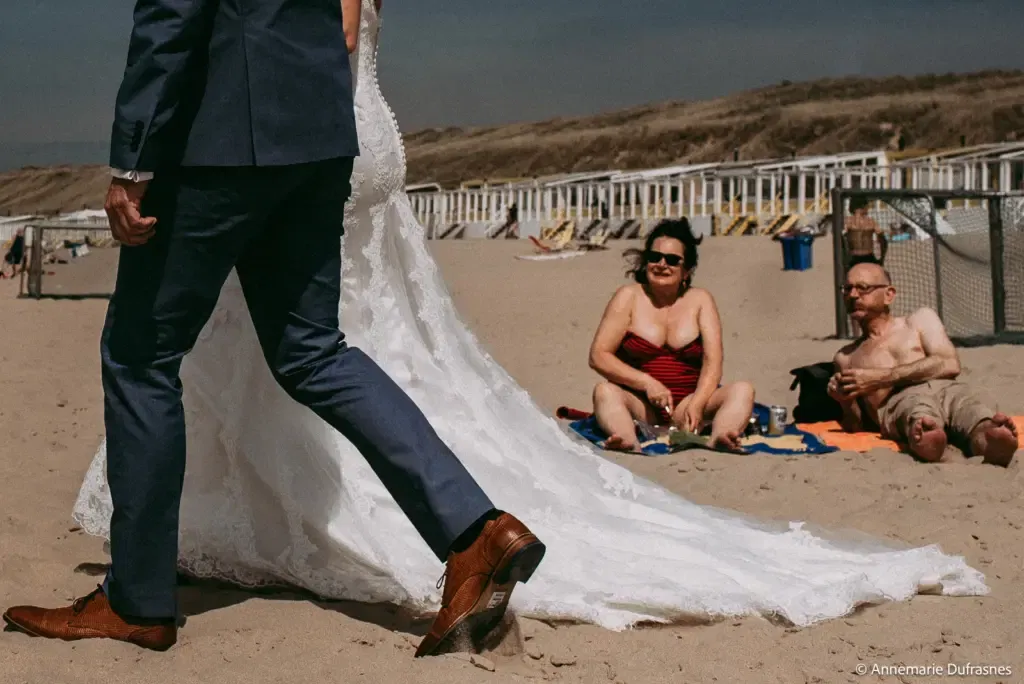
644;250;684;267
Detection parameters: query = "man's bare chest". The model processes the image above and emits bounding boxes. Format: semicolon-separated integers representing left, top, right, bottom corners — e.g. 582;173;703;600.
850;327;924;368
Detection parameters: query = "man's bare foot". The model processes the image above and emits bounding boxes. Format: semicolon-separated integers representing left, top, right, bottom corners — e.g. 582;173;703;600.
908;416;947;462
603;433;638;452
710;430;744;453
970;413;1019;467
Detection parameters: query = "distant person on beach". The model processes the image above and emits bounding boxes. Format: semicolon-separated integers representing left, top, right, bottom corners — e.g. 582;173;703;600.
505;202;518;237
2;229;25;279
587;218;755;452
843;197;887;268
829;262;1018;466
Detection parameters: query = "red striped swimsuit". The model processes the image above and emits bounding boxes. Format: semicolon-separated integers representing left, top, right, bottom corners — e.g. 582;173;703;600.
616;331;703;405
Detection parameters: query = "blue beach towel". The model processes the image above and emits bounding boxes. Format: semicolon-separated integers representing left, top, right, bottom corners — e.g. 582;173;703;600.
560;402;837;456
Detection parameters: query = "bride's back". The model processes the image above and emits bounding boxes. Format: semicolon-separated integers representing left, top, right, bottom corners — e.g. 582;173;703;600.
347;0;408;212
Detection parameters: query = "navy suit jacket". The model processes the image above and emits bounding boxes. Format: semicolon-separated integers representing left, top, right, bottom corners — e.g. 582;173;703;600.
109;0;360;171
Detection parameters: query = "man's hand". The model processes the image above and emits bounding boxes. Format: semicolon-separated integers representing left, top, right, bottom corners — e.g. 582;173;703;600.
828;372;867;431
838;368;891;398
105;178;156;246
827;373;854;403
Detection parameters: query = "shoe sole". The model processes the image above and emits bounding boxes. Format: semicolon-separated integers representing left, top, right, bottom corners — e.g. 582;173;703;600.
414;535;545;658
3;612;44;639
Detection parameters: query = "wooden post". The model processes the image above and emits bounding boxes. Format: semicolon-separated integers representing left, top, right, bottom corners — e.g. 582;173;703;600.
988;196;1007;335
831;189;849;339
28;225;43;299
930;200;944;322
18;235;28;297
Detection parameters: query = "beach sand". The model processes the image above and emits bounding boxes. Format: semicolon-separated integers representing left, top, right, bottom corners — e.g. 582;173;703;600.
1;236;1022;683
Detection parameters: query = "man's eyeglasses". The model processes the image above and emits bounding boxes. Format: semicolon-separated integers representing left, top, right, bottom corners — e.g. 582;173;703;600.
841;283;888;295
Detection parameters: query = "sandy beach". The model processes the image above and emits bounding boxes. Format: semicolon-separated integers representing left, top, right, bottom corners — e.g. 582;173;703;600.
1;236;1022;683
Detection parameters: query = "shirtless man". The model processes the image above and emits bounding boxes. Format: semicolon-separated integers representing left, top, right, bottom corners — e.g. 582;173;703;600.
828;262;1018;465
843;197;887;268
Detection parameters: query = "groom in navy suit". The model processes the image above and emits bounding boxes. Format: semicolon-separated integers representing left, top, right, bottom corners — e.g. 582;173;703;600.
4;0;544;657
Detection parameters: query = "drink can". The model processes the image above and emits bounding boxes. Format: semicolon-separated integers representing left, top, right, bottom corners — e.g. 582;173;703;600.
768;406;788;436
746;415;760;436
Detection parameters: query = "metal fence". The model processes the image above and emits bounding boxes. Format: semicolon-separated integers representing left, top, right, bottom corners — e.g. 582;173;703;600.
830;189;1024;344
22;222;114;299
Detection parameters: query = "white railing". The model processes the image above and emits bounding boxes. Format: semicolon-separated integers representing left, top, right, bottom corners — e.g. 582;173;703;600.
1;222;110;244
4;157;1019;241
407;158;1023;228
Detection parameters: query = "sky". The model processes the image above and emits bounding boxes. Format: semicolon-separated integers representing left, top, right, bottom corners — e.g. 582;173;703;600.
1;0;1022;168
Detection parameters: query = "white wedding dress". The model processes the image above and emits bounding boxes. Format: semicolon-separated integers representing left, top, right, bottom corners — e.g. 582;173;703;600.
72;0;987;630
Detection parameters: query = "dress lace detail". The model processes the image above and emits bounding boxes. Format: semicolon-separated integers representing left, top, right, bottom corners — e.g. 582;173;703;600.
71;0;988;629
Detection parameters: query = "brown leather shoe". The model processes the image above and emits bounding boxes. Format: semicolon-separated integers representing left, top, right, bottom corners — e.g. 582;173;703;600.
3;585;177;651
415;512;545;657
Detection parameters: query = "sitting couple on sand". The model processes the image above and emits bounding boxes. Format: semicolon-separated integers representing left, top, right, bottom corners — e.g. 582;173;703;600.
585;219;1018;465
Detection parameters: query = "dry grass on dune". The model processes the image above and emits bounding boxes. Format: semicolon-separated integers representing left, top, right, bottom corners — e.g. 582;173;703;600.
0;164;110;217
404;70;1024;185
2;71;1023;216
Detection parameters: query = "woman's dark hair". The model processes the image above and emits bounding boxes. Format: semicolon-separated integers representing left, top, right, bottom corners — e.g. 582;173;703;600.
623;218;703;291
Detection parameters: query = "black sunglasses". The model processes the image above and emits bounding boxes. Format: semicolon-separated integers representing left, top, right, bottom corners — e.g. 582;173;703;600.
644;250;684;267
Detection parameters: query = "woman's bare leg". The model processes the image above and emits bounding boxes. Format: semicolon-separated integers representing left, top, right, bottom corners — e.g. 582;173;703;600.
702;382;756;451
592;382;650;451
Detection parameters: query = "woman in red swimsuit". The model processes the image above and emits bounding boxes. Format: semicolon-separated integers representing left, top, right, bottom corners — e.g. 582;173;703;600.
587;218;755;452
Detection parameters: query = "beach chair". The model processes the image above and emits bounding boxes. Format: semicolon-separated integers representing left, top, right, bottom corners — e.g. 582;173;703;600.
579;227;610;251
579;218;603;239
438;223;466;239
767;214;800;236
485;221;506;238
611;219;641;239
551;221;575;249
722;215;756;235
528;220;577;253
539;220;567;241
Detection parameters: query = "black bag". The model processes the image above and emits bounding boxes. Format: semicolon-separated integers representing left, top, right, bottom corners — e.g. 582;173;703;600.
789;361;843;423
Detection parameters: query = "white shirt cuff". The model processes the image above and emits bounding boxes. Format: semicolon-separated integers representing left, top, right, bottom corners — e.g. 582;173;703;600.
110;167;154;182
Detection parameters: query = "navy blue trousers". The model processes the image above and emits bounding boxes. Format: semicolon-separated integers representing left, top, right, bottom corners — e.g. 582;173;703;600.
99;159;494;619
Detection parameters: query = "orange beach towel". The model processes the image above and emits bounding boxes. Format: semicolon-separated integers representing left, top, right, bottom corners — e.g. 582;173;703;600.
798;416;1024;453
